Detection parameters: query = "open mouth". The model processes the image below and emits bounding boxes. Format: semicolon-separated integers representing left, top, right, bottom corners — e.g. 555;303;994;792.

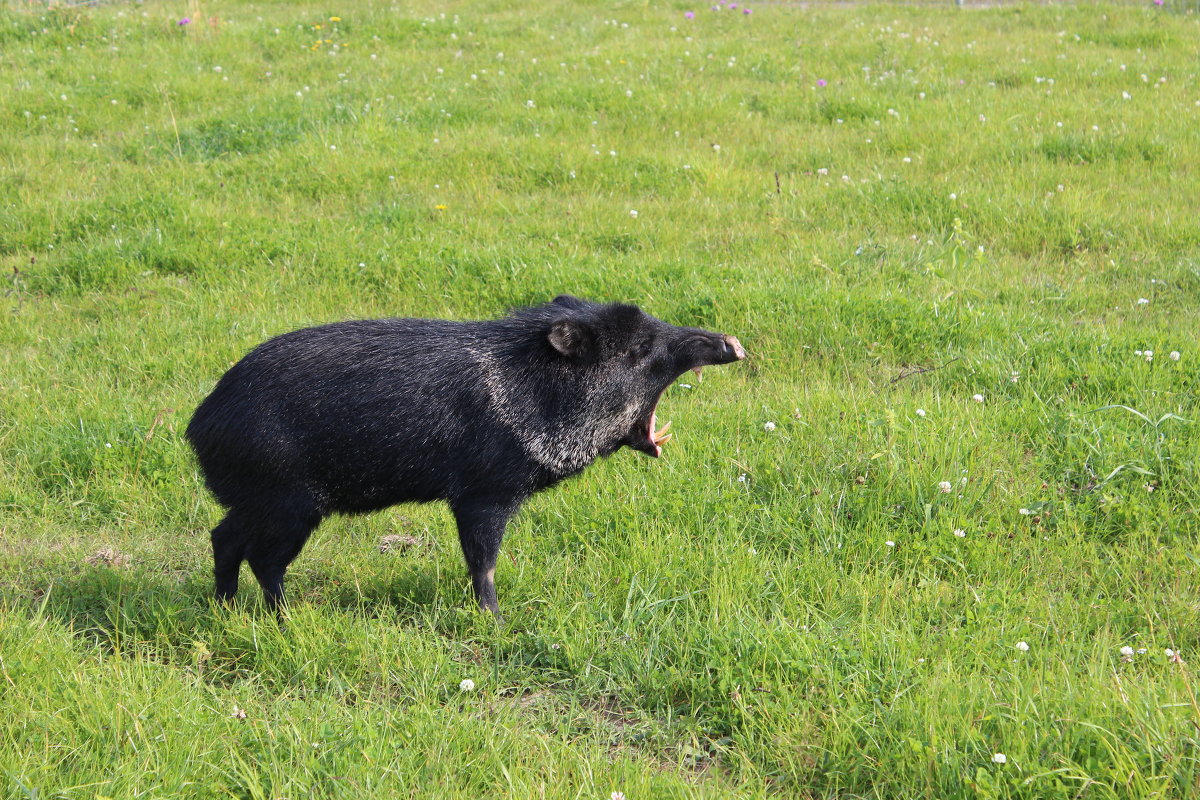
630;365;704;458
626;334;744;459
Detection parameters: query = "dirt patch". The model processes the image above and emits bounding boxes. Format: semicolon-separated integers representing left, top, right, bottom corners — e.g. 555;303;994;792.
84;548;131;568
377;533;431;554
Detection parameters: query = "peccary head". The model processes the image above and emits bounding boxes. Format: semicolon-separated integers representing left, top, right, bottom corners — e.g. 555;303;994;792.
525;295;746;461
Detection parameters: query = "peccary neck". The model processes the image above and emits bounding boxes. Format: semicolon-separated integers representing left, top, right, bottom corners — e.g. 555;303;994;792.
467;328;627;478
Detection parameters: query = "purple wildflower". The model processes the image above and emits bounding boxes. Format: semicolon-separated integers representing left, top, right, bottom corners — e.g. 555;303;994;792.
684;10;695;17
743;7;752;12
817;79;827;87
177;17;191;26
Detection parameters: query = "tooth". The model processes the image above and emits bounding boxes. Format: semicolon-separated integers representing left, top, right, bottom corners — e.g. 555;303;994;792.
652;420;672;440
692;366;703;379
653;433;673;446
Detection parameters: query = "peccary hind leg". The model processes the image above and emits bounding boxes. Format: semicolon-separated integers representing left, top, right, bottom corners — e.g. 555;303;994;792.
229;498;322;611
211;510;251;603
453;498;519;615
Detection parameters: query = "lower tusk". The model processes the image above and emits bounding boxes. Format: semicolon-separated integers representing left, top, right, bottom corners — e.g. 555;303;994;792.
652;433;673;446
692;366;703;379
652;420;672;441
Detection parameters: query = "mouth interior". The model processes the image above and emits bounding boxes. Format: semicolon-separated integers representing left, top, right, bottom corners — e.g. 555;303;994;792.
632;366;707;457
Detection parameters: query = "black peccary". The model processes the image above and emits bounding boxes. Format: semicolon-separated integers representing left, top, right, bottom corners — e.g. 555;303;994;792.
186;295;746;615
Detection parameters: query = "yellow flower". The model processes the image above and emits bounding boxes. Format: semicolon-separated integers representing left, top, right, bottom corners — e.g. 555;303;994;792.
330;16;341;21
324;38;332;43
314;24;322;29
434;205;448;211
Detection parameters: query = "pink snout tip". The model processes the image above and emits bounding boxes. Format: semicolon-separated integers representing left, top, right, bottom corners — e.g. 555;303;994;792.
724;335;746;360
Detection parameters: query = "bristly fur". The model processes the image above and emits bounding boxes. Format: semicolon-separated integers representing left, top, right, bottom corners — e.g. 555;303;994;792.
186;295;745;615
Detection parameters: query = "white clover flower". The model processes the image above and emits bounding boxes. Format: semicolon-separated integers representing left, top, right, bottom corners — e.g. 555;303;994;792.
1016;641;1030;652
611;793;626;800
629;209;638;218
938;481;953;493
916;408;926;417
764;421;776;431
885;540;895;547
459;679;475;691
1137;297;1149;305
972;393;985;403
1165;648;1175;657
1170;351;1181;361
954;529;966;538
1119;646;1134;657
1019;508;1030;515
231;704;247;719
992;753;1007;764
1136;648;1147;655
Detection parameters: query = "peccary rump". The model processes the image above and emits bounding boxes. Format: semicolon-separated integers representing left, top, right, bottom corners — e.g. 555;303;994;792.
187;295;745;614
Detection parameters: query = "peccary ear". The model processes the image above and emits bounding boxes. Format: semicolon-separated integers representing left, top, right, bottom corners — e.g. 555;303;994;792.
547;317;593;358
551;294;588;310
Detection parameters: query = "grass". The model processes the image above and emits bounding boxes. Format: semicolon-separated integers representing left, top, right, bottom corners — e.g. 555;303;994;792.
2;0;1200;797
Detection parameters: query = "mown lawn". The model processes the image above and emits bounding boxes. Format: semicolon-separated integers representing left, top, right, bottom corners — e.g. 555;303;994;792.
2;1;1199;797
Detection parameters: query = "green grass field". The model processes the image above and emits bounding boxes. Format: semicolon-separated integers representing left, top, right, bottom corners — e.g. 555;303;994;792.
2;0;1200;797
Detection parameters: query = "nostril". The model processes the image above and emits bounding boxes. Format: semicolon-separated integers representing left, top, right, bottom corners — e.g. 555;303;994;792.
723;335;746;360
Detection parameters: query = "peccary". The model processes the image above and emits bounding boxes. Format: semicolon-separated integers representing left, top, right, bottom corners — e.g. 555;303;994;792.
186;295;746;615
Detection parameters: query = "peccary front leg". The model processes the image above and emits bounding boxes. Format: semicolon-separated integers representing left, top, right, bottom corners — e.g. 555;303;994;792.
452;498;520;615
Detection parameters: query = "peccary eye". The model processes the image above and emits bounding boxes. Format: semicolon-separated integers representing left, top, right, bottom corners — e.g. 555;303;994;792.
631;340;653;361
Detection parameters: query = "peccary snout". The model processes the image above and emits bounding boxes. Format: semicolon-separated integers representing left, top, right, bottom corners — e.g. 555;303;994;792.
187;295;746;615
